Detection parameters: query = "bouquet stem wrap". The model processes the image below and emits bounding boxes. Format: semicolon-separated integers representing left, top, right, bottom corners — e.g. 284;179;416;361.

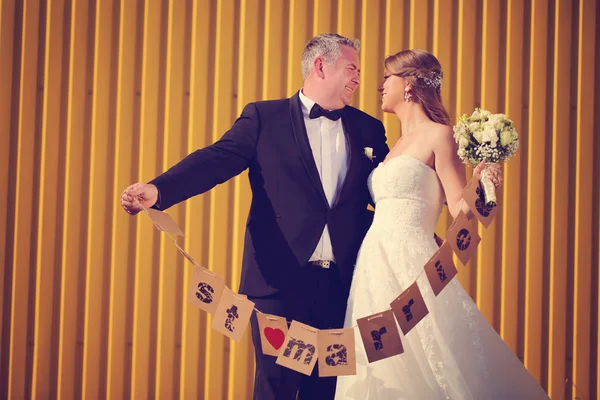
480;165;497;208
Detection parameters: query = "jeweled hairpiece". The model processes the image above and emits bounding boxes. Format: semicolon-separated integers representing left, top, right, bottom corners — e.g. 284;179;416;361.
416;71;443;89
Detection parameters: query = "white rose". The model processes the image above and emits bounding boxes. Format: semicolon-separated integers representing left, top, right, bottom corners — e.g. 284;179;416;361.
482;120;495;132
487;114;500;124
468;122;480;132
500;130;513;146
473;131;483;143
480;109;491;118
487;115;505;131
482;127;499;148
459;137;469;148
490;113;506;122
483;126;497;140
457;148;467;158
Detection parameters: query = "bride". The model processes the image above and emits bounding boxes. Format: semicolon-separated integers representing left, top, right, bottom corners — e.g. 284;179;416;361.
334;49;548;399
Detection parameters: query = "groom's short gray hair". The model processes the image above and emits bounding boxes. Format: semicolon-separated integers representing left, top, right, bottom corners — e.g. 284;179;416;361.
301;34;360;79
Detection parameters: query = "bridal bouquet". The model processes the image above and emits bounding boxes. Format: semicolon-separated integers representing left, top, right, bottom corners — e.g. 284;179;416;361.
453;108;519;207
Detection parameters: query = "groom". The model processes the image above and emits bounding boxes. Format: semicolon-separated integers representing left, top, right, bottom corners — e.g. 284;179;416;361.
121;33;389;399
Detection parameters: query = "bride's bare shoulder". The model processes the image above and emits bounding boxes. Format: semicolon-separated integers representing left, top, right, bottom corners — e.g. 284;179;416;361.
428;122;453;135
427;123;454;144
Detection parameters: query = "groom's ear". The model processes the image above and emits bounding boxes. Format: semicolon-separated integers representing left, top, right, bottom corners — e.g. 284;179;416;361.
314;57;325;78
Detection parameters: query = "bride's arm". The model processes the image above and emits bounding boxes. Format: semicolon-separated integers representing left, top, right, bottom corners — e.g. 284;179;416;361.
432;126;474;219
433;126;502;220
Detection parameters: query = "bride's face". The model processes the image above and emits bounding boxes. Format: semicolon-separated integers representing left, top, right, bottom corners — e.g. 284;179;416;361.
379;72;405;113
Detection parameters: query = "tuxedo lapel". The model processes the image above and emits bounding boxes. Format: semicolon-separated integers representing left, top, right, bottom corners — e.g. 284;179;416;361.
289;92;329;207
333;109;362;207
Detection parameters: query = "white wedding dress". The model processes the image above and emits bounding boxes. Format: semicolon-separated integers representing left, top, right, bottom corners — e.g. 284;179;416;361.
335;155;549;400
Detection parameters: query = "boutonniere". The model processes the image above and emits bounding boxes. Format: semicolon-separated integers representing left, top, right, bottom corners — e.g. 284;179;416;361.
364;147;375;161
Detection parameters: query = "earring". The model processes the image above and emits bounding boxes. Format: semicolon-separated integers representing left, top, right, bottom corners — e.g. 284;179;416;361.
404;90;411;102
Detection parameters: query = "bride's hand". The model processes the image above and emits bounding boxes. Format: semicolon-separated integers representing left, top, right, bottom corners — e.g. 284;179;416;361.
473;161;503;188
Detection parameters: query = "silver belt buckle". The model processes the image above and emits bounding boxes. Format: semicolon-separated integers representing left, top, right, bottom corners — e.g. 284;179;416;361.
311;260;331;269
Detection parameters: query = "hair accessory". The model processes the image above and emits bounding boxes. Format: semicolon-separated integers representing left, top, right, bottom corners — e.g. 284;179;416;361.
416;70;442;89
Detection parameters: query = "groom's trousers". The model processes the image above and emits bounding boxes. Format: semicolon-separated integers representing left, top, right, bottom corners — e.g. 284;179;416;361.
249;262;348;400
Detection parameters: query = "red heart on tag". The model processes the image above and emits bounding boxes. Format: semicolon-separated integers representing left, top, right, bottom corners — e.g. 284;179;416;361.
264;327;285;350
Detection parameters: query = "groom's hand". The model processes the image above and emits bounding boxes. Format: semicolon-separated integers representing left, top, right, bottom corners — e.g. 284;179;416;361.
121;182;159;215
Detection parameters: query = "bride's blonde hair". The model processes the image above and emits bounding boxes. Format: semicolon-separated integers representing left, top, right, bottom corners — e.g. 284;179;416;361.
384;49;451;126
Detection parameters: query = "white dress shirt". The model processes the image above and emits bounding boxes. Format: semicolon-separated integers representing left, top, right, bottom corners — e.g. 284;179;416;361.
299;90;349;263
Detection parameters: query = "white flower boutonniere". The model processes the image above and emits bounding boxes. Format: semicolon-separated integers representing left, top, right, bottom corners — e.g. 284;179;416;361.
364;147;375;161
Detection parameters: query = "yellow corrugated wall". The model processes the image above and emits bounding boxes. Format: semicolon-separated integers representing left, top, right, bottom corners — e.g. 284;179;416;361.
0;0;598;399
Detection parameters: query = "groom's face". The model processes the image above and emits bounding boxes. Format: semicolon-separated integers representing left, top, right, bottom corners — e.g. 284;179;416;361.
322;45;360;108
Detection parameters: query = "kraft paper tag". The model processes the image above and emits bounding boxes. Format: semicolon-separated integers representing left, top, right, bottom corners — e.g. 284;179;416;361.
462;177;498;227
390;282;429;335
187;266;225;314
210;287;255;342
145;208;184;236
276;321;319;376
257;313;289;357
424;242;458;296
446;211;481;265
356;310;403;363
317;329;356;377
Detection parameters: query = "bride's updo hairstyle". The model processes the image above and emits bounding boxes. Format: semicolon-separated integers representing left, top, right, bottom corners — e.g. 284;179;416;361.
384;49;451;126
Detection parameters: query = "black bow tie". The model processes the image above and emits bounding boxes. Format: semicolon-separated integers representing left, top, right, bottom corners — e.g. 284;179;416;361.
309;103;343;121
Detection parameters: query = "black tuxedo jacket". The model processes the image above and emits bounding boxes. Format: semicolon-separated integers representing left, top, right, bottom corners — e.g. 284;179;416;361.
151;91;389;297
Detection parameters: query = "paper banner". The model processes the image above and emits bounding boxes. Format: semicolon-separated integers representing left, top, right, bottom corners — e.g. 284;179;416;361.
424;242;458;296
257;313;289;357
145;208;184;236
462;177;499;227
211;287;255;342
446;211;481;265
356;310;404;363
276;321;319;376
390;282;429;336
187;266;226;314
317;329;356;377
138;192;495;374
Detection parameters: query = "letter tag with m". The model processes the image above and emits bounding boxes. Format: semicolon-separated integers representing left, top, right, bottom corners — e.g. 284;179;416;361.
282;338;316;365
276;321;319;376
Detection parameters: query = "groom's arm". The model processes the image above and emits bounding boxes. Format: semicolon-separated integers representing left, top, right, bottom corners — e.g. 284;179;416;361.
150;103;261;210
